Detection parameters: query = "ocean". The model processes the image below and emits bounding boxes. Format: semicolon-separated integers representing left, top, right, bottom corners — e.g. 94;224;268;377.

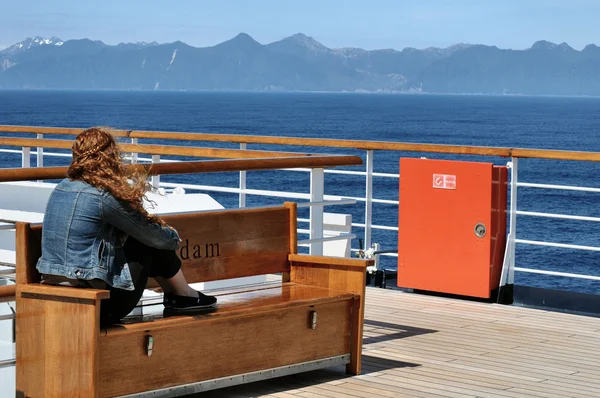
1;90;600;295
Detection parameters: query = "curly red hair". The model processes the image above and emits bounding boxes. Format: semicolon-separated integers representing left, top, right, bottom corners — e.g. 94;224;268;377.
67;127;164;226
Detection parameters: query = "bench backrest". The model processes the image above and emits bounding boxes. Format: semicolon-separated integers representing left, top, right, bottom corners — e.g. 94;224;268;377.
16;202;297;285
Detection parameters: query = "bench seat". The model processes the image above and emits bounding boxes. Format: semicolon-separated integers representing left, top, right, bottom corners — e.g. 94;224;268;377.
109;282;356;331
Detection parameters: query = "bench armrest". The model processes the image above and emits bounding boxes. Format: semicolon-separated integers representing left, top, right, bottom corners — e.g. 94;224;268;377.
288;254;369;376
18;283;110;301
288;254;374;269
288;254;371;296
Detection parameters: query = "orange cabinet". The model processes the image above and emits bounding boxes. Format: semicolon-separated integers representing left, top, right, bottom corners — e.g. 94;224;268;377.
397;158;508;299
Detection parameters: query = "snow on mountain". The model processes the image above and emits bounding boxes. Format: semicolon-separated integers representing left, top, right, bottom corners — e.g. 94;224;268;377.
0;36;63;55
116;41;160;49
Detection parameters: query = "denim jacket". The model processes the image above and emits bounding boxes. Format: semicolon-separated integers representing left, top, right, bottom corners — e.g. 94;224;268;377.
36;179;180;291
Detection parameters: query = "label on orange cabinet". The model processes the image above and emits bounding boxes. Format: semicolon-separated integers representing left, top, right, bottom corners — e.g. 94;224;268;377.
432;174;456;190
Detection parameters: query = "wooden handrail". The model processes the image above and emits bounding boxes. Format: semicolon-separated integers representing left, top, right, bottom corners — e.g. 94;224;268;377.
0;137;311;159
0;156;363;182
0;284;15;300
0;125;131;137
509;148;600;162
0;137;72;149
3;124;600;162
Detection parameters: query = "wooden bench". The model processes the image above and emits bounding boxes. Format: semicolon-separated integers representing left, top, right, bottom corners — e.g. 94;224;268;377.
15;202;373;397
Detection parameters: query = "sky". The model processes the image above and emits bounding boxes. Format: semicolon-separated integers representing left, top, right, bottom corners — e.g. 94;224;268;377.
1;0;599;51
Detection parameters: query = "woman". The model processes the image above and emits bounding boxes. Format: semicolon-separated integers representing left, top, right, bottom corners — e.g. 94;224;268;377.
36;127;217;323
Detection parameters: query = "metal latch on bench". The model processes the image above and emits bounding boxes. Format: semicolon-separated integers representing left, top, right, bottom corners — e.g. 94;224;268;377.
310;311;317;330
147;335;154;357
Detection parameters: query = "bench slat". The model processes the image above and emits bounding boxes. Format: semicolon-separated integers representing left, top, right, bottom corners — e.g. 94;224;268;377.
162;206;294;284
146;252;290;289
289;253;374;269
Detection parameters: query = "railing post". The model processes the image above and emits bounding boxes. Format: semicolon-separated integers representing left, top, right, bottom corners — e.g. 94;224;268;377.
508;157;518;287
239;143;247;208
21;147;31;168
36;133;44;167
131;138;138;164
310;168;325;255
498;157;518;304
151;154;160;189
364;150;374;249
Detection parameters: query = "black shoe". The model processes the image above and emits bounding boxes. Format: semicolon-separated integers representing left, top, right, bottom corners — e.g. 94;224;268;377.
163;290;217;313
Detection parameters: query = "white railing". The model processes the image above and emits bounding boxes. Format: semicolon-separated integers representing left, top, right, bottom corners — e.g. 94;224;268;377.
3;136;600;291
0;146;375;257
0;360;14;369
498;158;600;290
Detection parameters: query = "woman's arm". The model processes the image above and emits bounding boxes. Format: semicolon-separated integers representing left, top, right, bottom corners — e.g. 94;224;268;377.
100;193;180;251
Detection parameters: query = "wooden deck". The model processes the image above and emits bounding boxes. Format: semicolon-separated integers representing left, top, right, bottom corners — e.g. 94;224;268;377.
194;286;600;398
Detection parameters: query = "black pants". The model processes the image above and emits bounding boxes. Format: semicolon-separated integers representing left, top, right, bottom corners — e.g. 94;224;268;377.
101;237;181;323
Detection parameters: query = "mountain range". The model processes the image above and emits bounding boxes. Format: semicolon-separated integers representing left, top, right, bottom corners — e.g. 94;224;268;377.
1;33;600;95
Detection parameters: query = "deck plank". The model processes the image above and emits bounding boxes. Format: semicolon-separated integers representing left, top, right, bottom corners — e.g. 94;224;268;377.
187;287;600;398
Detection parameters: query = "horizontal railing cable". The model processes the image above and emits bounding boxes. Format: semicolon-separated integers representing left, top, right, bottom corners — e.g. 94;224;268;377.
516;239;600;252
514;267;600;281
